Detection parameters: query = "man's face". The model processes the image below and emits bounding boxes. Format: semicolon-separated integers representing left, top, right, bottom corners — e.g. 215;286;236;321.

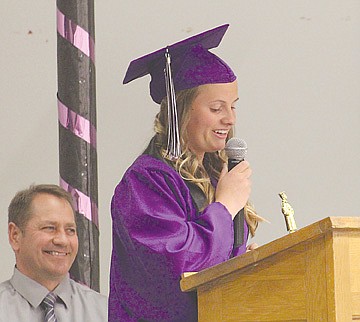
9;193;78;288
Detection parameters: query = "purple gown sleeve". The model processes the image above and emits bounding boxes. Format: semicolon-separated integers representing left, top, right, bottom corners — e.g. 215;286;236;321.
108;155;246;322
112;155;235;268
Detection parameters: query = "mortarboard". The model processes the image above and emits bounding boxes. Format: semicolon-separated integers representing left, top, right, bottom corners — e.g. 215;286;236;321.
123;24;236;159
123;24;236;104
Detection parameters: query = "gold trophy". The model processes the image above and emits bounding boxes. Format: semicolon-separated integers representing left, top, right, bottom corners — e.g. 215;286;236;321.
279;191;297;233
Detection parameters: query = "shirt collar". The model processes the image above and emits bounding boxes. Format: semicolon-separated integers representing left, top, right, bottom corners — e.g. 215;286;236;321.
53;274;72;308
10;267;71;309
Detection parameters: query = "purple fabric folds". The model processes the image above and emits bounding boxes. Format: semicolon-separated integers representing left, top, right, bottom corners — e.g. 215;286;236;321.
122;24;236;104
109;155;248;321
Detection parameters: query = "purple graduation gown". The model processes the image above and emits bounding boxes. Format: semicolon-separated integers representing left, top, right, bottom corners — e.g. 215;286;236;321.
109;154;248;322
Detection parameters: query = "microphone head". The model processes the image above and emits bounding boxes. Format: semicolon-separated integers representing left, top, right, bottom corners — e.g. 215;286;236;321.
225;137;247;160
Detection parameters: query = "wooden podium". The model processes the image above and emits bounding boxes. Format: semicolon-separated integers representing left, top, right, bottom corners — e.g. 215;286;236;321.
181;217;360;321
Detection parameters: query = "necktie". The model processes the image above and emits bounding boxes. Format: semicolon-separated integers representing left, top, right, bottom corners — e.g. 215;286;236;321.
41;292;58;322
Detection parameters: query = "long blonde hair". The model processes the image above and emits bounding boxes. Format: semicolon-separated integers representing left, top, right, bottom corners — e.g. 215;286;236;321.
152;86;262;236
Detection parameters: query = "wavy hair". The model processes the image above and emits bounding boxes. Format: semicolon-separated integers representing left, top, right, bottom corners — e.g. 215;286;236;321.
152;86;262;236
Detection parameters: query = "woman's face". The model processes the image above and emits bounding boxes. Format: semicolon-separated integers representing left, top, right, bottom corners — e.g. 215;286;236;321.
186;81;238;161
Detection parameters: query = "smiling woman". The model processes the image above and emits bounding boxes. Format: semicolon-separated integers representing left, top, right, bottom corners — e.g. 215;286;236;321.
109;24;263;322
186;81;238;161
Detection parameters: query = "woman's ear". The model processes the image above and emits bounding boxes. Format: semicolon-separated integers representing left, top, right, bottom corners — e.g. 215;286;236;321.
8;222;22;252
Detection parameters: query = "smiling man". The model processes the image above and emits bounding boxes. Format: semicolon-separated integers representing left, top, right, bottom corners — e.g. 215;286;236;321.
0;184;107;321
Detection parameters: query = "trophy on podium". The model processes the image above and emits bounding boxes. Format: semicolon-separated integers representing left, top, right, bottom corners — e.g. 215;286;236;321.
279;191;297;233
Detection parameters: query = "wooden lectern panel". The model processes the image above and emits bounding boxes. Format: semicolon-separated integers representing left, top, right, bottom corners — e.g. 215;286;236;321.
350;234;360;316
181;217;360;321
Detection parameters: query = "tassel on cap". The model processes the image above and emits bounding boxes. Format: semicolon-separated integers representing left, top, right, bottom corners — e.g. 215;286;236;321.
122;24;236;104
164;48;181;160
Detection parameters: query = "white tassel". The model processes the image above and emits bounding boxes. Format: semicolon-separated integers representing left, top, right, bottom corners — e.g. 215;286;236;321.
164;48;181;160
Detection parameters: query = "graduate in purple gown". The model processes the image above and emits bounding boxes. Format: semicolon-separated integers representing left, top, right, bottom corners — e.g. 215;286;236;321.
109;24;263;322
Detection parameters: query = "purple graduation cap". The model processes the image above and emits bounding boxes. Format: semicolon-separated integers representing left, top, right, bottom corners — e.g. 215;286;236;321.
123;24;236;103
123;24;236;159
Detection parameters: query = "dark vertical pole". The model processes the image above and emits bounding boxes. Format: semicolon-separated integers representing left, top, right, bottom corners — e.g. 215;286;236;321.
56;0;99;291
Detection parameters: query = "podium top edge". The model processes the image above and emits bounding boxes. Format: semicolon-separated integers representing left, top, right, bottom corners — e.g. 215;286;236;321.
180;216;360;292
326;216;360;229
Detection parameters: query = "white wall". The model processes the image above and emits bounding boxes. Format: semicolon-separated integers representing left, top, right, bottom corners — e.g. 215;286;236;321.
1;0;359;296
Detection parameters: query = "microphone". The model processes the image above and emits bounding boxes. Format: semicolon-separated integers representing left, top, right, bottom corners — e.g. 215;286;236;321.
225;137;247;170
224;138;248;248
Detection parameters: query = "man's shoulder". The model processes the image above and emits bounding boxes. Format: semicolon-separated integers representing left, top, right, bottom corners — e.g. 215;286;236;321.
0;279;12;294
0;279;18;305
67;279;108;319
69;279;107;301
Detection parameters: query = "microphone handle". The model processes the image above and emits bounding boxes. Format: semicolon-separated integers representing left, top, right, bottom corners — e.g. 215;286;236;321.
227;157;245;248
228;158;243;171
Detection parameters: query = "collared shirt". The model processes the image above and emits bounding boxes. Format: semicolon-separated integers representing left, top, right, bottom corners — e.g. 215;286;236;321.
0;268;107;322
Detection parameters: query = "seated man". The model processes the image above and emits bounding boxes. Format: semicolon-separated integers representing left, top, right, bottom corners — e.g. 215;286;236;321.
0;184;107;321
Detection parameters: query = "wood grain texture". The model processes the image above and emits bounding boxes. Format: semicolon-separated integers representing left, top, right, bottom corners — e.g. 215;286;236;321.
181;217;360;321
